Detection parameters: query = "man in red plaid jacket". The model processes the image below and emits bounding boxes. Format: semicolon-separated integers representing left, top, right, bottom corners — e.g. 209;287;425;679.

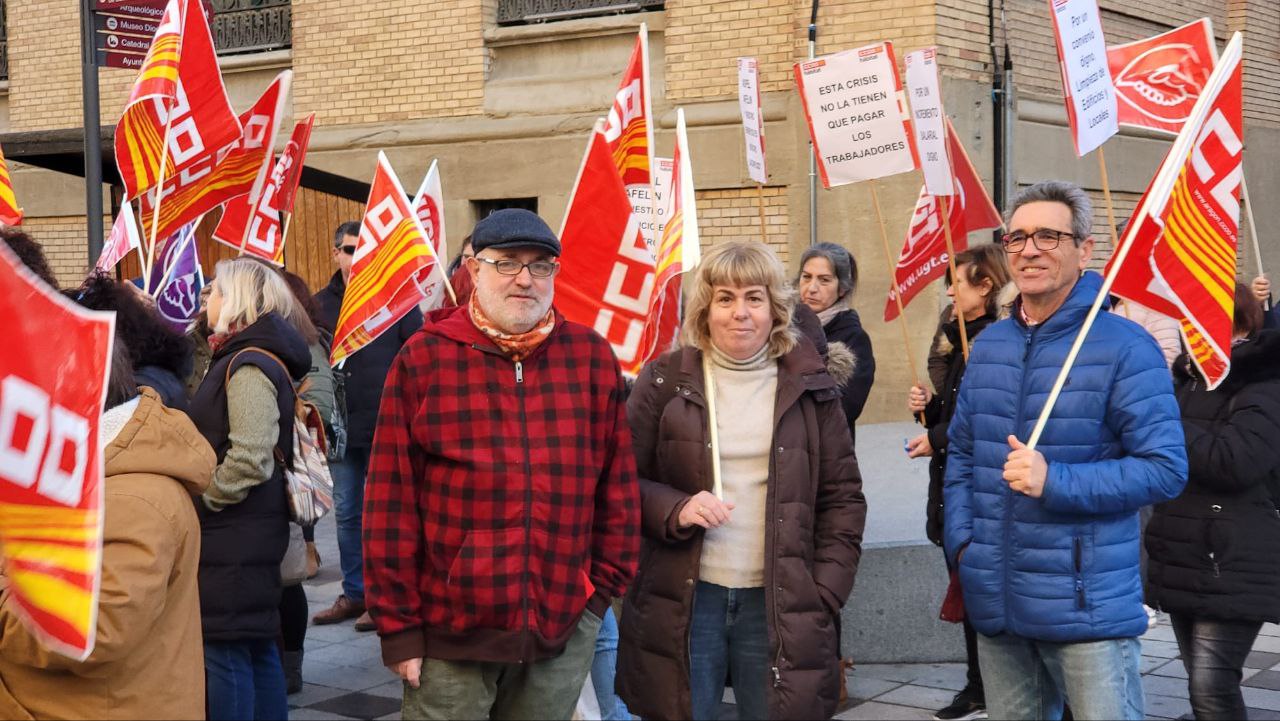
363;208;640;719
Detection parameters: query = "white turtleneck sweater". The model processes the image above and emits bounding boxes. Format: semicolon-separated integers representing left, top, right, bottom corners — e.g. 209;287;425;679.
698;344;778;589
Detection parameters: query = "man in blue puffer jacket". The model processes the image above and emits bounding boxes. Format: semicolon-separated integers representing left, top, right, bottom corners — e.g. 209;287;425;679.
943;180;1188;720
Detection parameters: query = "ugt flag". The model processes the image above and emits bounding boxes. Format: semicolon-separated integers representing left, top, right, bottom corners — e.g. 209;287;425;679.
885;119;1001;322
146;222;202;332
558;121;657;376
1107;33;1243;389
410;159;452;312
95;199;142;273
1108;19;1216;136
0;241;115;661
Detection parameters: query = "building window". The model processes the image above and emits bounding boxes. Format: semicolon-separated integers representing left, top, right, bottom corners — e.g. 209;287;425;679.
496;0;662;26
211;0;291;56
473;198;538;220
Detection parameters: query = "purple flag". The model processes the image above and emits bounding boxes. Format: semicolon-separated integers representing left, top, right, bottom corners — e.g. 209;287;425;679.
147;222;202;332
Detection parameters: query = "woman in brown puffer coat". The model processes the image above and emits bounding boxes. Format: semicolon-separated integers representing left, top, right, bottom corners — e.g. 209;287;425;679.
616;241;866;720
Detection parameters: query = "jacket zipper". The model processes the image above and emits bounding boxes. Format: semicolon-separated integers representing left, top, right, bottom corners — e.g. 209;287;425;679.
767;419;785;693
1073;537;1085;609
1005;325;1038;623
515;359;534;662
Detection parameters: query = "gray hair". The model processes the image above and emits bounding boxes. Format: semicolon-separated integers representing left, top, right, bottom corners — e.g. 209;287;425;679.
333;221;361;248
797;241;857;299
1008;181;1092;245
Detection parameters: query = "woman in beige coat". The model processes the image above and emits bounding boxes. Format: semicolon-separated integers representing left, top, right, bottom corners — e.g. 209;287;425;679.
0;341;214;719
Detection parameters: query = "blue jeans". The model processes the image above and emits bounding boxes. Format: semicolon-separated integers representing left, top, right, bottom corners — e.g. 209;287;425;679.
592;606;633;720
1170;613;1262;720
689;582;770;721
976;632;1144;720
204;638;288;720
332;446;369;603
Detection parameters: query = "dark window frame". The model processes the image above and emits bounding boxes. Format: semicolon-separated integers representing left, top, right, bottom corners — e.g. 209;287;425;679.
496;0;663;26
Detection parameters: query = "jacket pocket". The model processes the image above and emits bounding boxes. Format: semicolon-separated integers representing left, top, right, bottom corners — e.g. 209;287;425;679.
446;527;525;630
1073;537;1086;610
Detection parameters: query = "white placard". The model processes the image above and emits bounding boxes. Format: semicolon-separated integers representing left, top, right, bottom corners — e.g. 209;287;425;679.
738;57;768;184
1048;0;1119;156
905;48;954;196
793;41;918;188
629;157;674;252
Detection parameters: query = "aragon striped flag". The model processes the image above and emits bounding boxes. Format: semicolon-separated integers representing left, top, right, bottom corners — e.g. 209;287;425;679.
1107;32;1243;389
0;143;22;226
602;24;654;189
330;153;445;365
641;109;701;363
115;0;241;201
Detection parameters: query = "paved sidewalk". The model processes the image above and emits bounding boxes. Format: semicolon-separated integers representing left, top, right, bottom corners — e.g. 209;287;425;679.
290;514;1280;721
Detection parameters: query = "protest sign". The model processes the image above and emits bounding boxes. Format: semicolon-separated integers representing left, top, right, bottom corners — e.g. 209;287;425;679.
1048;0;1119;156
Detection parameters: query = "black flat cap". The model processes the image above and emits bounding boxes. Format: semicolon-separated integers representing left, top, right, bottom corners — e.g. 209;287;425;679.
471;208;561;257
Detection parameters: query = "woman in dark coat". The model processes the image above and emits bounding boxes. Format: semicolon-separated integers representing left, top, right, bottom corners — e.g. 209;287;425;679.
905;244;1010;721
1145;282;1280;720
796;242;875;434
190;257;311;721
616;240;866;720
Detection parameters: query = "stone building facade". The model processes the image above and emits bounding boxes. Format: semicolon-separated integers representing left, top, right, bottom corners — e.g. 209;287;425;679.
2;0;1276;423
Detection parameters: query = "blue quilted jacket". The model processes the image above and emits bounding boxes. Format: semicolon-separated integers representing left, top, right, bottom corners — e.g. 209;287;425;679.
943;271;1188;642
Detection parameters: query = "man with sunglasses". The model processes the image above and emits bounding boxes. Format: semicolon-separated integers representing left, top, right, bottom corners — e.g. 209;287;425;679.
312;221;424;632
942;181;1187;720
362;208;639;719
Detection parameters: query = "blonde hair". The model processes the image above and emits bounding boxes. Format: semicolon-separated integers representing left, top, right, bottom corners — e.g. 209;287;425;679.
682;241;798;359
211;256;295;334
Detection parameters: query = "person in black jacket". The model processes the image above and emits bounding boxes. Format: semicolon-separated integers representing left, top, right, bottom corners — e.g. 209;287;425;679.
906;243;1011;721
796;241;875;436
1145;282;1280;721
312;221;423;631
190;257;311;720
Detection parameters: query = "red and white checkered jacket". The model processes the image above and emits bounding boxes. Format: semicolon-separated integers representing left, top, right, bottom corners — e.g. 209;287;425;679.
363;305;640;666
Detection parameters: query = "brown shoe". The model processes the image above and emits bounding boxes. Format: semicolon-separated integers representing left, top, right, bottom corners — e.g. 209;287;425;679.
354;611;376;633
312;595;365;625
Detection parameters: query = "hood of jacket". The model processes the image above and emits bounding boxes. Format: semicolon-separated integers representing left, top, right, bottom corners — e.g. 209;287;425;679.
213;311;312;381
1174;327;1280;391
105;388;214;496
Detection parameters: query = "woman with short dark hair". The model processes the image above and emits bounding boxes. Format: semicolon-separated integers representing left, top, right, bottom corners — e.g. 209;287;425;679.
1146;282;1280;720
796;241;875;433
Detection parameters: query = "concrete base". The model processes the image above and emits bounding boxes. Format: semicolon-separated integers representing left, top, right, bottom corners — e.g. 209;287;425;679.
839;421;966;664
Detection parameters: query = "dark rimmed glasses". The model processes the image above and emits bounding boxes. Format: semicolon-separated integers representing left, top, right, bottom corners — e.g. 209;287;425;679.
1000;228;1075;253
474;256;559;278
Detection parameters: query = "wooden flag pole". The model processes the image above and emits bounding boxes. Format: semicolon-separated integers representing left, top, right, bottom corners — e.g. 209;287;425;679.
756;183;768;244
143;116;175;296
870;181;926;424
702;355;724;500
277;210;293;267
1241;177;1268;308
938;194;970;360
1026;146;1126;450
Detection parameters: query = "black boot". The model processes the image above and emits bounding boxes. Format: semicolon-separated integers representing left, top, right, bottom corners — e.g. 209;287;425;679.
284;650;303;694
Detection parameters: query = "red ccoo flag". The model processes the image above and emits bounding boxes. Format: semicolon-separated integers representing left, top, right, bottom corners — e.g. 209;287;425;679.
139;70;290;243
1107;33;1243;389
330;153;445;365
558;121;658;376
885;119;1001;322
272;113;315;215
602;25;654;189
114;0;241;202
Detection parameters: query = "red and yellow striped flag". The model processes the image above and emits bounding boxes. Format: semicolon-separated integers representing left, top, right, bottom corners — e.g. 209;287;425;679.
330;153;441;365
602;25;654;189
114;0;240;201
0;143;23;226
0;242;115;661
641;109;700;364
1108;33;1242;389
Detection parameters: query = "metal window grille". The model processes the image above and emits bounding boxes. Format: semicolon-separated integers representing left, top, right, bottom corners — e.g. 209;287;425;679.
211;0;291;56
0;1;8;81
496;0;662;26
